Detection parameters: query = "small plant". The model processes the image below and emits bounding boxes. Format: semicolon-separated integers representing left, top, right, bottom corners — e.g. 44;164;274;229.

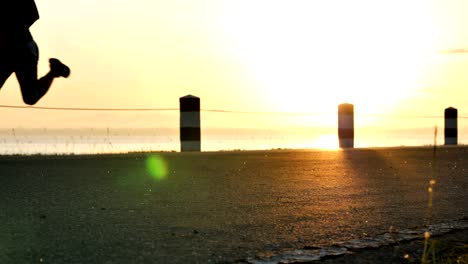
420;239;468;263
418;126;468;264
421;126;438;264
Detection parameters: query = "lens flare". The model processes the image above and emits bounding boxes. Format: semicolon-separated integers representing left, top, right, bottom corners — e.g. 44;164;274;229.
146;155;168;180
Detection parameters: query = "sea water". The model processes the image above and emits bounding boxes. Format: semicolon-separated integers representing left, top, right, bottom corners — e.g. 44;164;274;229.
0;127;463;155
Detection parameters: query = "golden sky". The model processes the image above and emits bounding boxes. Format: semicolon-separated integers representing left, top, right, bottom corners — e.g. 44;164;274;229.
0;0;467;143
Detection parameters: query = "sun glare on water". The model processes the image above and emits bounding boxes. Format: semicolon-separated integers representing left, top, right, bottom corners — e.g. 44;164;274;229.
310;134;339;150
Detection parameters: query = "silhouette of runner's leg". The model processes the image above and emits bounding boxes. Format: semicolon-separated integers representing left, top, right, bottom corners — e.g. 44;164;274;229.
15;40;56;105
0;67;13;89
0;50;14;88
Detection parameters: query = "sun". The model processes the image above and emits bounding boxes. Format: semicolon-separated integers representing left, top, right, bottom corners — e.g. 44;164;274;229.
220;0;438;116
310;134;339;150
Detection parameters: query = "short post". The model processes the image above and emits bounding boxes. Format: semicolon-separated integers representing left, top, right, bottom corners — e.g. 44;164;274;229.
444;107;458;145
180;95;201;152
338;103;354;148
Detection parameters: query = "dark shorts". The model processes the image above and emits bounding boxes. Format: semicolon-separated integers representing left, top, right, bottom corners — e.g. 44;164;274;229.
0;40;39;93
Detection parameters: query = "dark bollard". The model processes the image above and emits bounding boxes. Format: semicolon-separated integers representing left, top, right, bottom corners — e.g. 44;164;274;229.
338;103;354;148
444;107;458;146
180;95;201;152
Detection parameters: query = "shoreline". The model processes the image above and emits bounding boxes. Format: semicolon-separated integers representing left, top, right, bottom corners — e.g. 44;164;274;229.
241;218;468;263
318;228;468;264
0;144;467;158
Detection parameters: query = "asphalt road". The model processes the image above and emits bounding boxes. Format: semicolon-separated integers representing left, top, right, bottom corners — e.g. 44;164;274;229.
1;147;467;263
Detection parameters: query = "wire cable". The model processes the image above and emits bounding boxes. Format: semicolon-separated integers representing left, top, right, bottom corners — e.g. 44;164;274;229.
0;104;466;118
0;105;178;111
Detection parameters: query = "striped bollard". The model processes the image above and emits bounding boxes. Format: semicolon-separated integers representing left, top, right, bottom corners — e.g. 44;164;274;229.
444;107;458;145
180;95;201;152
338;103;354;148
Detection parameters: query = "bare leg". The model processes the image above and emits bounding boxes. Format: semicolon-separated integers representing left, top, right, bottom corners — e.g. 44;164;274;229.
0;53;14;89
0;68;13;89
15;41;70;105
16;72;55;105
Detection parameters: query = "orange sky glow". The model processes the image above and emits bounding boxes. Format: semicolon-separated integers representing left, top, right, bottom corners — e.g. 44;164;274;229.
0;0;467;148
